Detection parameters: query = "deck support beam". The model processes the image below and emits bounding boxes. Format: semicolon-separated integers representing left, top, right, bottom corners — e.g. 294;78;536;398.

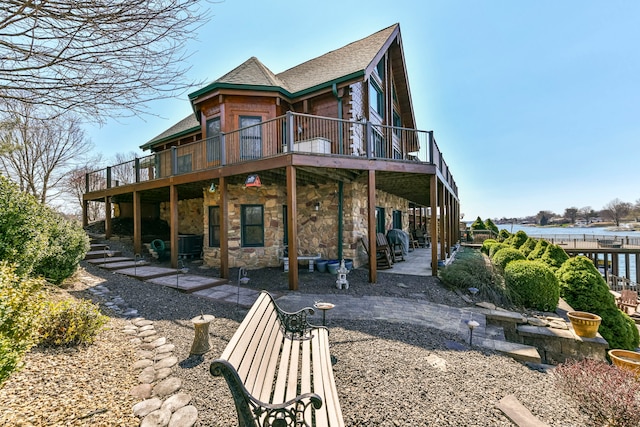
286;165;299;290
170;185;178;268
367;170;377;283
133;190;142;255
105;196;112;239
220;177;229;279
430;175;438;275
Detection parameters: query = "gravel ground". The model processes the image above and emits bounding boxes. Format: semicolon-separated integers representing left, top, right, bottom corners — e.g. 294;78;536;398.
0;239;591;426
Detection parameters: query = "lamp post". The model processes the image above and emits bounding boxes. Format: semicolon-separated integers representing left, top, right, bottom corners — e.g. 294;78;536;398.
467;320;479;346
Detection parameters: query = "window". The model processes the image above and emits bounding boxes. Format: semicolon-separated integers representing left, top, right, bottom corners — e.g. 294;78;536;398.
206;117;221;163
376;207;385;233
208;206;220;247
373;130;386;158
376;59;385;80
392;210;402;229
177;153;192;174
393;110;402;137
369;80;384;118
239;116;262;160
241;204;264;247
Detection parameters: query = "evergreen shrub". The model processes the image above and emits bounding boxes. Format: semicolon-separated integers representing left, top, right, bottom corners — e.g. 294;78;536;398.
0;263;45;385
505;230;528;249
556;256;639;350
492;247;526;271
484;218;499;235
540;244;569;270
498;229;511;242
489;243;509;258
519;237;538;257
504;260;560;311
527;239;549;260
481;239;498;255
470;216;486;230
38;299;107;347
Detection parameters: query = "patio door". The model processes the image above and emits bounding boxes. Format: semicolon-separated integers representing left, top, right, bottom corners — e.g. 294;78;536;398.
376;207;385;234
240;116;262;160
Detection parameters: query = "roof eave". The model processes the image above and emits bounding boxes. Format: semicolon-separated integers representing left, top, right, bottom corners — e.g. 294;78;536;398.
139;126;201;151
189;82;293;101
291;70;365;98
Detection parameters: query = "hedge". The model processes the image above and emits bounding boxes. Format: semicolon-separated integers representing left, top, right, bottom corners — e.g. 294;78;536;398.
504;260;560;311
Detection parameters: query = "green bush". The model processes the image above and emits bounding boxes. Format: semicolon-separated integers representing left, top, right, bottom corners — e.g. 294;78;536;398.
484;218;499;235
0;176;88;283
489;242;509;258
492;247;526;271
34;213;89;284
439;248;512;307
470;216;486;230
540;244;569;270
481;239;498;255
556;256;639;350
498;229;511;242
505;230;528;249
527;239;549;260
504;260;560;311
519;237;538;257
38;298;107;347
0;263;45;385
0;177;49;277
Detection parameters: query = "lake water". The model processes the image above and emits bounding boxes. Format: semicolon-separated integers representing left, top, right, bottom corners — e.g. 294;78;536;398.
493;224;639;282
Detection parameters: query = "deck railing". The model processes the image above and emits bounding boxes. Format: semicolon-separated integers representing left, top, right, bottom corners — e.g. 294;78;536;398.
85;112;457;194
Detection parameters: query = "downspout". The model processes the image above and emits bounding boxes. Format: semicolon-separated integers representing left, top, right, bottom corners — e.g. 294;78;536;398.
333;83;344;260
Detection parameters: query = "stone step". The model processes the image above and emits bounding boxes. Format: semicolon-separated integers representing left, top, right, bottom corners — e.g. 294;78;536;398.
492;341;542;364
90;243;109;251
84;250;122;260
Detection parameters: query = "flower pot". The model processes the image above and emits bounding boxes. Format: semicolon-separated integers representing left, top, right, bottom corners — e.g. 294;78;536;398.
344;259;353;271
609;349;640;376
567;311;602;338
327;260;340;275
316;259;328;273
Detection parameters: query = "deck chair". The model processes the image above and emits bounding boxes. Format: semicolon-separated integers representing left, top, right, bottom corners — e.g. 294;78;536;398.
375;233;394;269
360;235;393;270
617;289;639;315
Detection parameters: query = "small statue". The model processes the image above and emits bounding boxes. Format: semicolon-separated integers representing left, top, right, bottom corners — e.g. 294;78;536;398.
335;259;349;289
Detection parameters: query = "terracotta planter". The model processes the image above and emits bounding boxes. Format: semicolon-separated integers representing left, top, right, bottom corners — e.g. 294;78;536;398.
567;311;601;338
609;349;640;376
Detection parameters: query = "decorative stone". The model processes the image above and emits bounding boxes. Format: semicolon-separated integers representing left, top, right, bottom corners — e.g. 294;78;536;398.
140;408;172;427
161;392;192;412
527;317;549;327
154;352;172;361
156;343;176;353
133;398;162;417
150;337;167;347
153;377;183;398
548;320;569;330
136;350;154;359
397;283;409;289
134;319;154;327
133;359;154;369
190;315;215;355
168;405;198;427
143;334;160;343
138;325;155;332
426;354;448;372
476;302;496;310
139;366;156;384
130;338;143;345
130;383;153;400
138;330;157;338
155;367;173;381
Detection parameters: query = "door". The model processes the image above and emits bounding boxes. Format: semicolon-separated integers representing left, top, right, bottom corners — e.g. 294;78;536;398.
376;207;385;234
240;116;262;160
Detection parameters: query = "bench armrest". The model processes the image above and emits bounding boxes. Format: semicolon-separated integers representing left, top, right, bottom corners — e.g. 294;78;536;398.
260;291;317;337
211;359;323;427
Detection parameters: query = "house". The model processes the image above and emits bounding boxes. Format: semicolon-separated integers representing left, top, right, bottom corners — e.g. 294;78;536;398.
82;24;460;289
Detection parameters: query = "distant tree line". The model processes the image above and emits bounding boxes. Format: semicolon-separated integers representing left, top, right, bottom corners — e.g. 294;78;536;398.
494;198;640;227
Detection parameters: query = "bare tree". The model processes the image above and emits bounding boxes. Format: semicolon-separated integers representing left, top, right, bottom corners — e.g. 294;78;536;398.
0;102;93;204
579;206;597;224
601;198;632;227
563;207;579;224
0;1;210;120
63;155;106;220
111;151;142;186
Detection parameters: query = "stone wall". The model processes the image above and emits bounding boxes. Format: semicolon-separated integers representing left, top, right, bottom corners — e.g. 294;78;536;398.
153;181;413;271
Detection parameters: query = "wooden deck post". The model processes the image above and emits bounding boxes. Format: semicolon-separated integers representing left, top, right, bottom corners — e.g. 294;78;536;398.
105;196;112;239
133;190;142;255
430;175;438;275
220;177;229;280
367;170;377;283
170;185;178;268
286;165;298;290
439;180;446;262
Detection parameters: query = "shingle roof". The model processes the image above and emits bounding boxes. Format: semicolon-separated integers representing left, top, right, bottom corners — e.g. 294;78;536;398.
216;56;286;87
143;114;199;148
277;24;398;94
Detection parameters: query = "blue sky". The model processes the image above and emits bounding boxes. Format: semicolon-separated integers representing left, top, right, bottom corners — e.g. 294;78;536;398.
86;1;640;221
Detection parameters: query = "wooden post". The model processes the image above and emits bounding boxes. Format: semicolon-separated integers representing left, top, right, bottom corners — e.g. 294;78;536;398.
367;170;377;283
219;177;229;280
170;185;178;268
430;175;438;275
104;196;112;239
286;165;298;290
439;181;446;262
133;191;142;255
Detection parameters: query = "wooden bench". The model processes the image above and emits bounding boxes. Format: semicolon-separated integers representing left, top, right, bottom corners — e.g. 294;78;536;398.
617;289;639;315
210;291;344;427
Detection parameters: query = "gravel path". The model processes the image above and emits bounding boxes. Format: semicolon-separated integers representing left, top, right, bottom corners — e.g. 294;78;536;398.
0;241;591;426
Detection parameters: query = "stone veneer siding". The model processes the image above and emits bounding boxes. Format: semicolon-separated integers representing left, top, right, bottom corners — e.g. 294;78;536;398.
161;181;412;270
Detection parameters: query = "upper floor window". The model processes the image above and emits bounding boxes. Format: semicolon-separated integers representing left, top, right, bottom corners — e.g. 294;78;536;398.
375;59;385;80
241;204;264;247
369;80;384;118
239;116;262;160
